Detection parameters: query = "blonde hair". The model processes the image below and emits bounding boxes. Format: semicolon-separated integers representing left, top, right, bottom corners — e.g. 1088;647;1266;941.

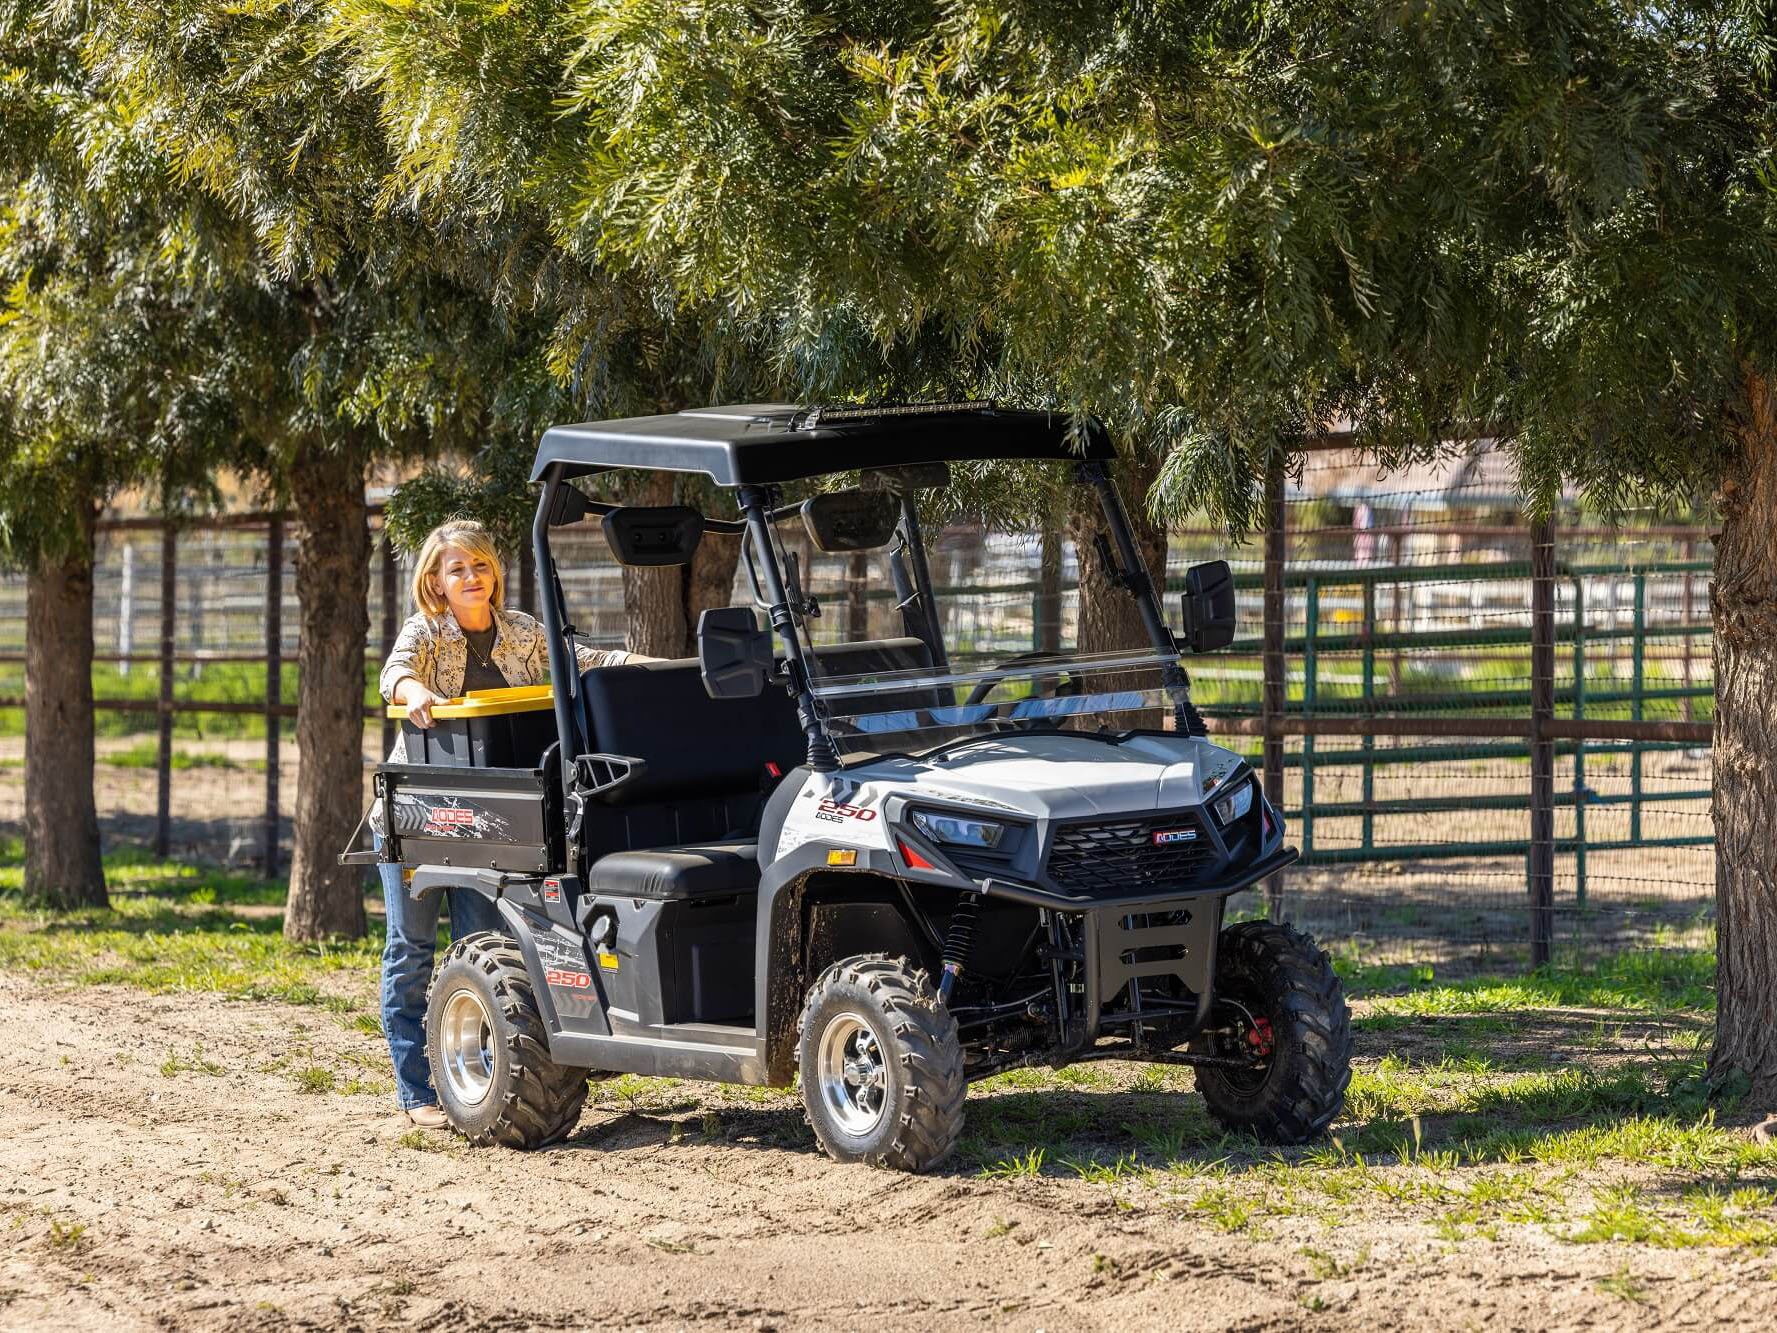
411;520;507;618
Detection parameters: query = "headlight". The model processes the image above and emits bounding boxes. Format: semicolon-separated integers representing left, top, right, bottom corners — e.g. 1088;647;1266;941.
1213;780;1255;827
911;810;1006;849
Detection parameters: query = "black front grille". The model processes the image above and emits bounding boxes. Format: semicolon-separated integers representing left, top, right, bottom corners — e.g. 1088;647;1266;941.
1045;812;1218;896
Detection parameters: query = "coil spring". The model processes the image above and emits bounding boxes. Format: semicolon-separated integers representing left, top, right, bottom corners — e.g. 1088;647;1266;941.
938;892;980;1003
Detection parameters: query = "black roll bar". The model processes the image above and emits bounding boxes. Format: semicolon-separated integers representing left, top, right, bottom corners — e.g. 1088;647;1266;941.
534;469;589;874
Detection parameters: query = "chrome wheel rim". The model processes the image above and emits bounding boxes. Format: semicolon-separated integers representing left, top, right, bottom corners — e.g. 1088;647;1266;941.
438;987;496;1107
816;1013;889;1136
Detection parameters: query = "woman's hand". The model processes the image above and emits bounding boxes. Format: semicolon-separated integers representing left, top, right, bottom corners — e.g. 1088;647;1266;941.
395;679;449;728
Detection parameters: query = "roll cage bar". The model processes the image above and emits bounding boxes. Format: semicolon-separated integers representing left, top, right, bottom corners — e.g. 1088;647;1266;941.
531;440;1201;875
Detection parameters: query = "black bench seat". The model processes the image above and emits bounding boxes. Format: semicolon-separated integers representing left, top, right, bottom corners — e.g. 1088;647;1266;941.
588;841;760;902
571;637;937;879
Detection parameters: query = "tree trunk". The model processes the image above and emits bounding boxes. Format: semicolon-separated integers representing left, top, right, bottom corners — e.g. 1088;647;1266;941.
682;530;742;654
1709;369;1777;1107
617;476;743;658
620;474;689;658
1068;453;1168;728
23;501;106;909
284;440;370;941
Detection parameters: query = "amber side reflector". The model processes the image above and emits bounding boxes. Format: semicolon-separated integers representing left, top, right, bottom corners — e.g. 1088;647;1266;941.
898;840;936;871
827;849;858;867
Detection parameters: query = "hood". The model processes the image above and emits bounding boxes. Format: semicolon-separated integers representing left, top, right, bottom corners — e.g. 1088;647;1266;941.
840;731;1250;822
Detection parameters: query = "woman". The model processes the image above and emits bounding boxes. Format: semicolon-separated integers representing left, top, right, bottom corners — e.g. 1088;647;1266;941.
376;518;631;1127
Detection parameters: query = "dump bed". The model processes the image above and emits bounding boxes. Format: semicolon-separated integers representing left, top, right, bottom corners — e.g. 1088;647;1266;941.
369;686;560;875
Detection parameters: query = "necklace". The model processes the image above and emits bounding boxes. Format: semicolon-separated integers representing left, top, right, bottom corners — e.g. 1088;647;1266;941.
464;625;497;668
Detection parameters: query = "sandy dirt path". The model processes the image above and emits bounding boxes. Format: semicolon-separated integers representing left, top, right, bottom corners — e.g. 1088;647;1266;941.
1;971;1771;1332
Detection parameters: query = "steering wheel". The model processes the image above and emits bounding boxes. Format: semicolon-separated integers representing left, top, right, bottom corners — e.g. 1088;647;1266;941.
963;651;1079;709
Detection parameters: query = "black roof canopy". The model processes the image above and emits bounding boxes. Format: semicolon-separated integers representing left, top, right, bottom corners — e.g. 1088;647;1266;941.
529;403;1115;486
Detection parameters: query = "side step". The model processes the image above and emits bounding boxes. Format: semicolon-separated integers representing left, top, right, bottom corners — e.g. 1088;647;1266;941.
551;1020;766;1086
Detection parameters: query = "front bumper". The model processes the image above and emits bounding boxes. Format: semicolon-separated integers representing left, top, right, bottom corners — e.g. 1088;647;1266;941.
971;844;1299;1048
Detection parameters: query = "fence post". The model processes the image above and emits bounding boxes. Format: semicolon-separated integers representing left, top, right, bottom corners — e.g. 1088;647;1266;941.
1361;579;1375;853
1571;575;1587;908
381;531;399;760
847;551;869;639
1035;530;1062;653
263;517;283;876
1630;572;1646;843
155;522;176;860
1302;577;1319;858
1529;517;1556;967
1681;537;1694;722
118;542;134;677
519;542;536;615
1262;453;1287;920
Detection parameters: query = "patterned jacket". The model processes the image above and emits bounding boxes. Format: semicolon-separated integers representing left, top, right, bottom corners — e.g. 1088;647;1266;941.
379;608;627;762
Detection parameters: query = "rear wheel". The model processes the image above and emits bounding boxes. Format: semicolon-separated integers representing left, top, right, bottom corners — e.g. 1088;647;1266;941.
796;953;966;1172
426;931;590;1148
1192;921;1351;1143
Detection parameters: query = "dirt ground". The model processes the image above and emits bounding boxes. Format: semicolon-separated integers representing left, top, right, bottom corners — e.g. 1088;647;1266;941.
2;970;1772;1333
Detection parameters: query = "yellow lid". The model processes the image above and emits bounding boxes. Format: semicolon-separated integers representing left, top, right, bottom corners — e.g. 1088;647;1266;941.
387;683;555;720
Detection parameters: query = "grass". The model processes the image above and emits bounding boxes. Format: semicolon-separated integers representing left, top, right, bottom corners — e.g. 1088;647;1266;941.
0;843;381;1008
160;1045;226;1078
99;740;264;771
1339;946;1717;1014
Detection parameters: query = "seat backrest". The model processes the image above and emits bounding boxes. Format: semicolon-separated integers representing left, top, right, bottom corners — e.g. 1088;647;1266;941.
582;659;801;803
574;637;935;857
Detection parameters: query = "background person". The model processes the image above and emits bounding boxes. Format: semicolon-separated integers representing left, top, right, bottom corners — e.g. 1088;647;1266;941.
376;518;631;1128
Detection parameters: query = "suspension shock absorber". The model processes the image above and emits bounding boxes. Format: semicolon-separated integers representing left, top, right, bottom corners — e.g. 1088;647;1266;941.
937;890;981;1005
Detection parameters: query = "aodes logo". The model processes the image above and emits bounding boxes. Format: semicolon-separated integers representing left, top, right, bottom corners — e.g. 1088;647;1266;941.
816;798;877;824
1152;828;1198;846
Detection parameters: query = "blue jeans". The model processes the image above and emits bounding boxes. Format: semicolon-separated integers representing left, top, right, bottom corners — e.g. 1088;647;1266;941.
377;840;505;1109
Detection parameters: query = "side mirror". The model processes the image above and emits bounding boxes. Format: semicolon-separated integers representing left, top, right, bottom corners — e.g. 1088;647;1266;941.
603;505;704;566
801;491;899;552
697;606;773;699
1179;560;1236;653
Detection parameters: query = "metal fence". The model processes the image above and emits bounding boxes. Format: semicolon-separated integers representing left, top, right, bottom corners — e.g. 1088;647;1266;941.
0;443;1717;971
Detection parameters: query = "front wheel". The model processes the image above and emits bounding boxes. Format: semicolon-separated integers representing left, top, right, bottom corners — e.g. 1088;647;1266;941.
1192;921;1352;1143
796;954;966;1171
426;931;591;1148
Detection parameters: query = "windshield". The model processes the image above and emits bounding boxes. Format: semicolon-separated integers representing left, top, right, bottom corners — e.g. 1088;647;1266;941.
808;648;1181;757
760;497;1188;757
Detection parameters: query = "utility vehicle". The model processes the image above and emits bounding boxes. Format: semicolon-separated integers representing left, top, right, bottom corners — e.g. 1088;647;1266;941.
345;402;1351;1170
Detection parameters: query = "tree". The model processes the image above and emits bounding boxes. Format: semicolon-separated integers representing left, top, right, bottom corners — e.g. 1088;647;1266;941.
0;1;232;908
82;1;554;938
335;2;1777;1103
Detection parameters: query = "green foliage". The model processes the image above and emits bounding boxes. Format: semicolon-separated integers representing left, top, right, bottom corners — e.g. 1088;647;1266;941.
327;1;1777;528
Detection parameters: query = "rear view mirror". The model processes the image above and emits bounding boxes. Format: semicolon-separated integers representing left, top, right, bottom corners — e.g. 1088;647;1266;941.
697;606;773;699
603;505;704;566
1179;560;1236;653
801;491;899;552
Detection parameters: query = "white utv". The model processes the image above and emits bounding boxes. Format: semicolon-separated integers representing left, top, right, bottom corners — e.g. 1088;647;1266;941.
344;402;1352;1170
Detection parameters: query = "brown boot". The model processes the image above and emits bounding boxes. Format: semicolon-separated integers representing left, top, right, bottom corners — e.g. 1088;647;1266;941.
404;1104;449;1130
